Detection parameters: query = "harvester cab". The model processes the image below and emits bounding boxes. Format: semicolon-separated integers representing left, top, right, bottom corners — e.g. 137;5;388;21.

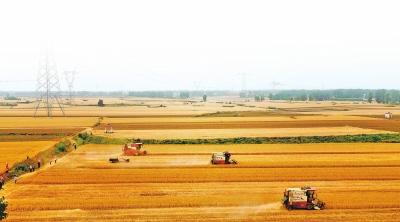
122;143;147;156
281;186;325;210
211;151;237;164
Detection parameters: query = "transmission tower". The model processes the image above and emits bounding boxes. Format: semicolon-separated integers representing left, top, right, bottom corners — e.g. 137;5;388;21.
237;73;250;93
63;69;77;106
33;43;65;117
270;79;283;91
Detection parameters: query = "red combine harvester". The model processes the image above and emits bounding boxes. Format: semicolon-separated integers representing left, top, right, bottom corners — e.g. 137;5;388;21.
122;143;147;156
281;186;325;210
211;151;237;164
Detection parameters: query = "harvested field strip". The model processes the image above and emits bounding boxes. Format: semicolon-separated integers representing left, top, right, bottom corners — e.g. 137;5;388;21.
0;117;96;127
6;182;400;211
94;119;400;132
19;167;400;184
101;116;379;124
0;127;86;134
95;127;393;140
78;143;400;154
0;135;66;142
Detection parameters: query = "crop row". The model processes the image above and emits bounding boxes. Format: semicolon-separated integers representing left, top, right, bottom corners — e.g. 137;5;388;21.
19;167;400;184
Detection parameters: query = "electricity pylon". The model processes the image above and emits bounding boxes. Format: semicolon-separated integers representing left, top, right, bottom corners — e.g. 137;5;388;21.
63;69;77;106
33;43;65;117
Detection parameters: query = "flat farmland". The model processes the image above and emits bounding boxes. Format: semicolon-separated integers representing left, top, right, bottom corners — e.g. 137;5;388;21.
2;99;400;221
3;143;400;221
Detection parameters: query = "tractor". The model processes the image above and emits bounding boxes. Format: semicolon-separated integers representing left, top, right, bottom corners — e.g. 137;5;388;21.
211;151;237;164
122;143;147;156
281;186;325;210
109;158;130;163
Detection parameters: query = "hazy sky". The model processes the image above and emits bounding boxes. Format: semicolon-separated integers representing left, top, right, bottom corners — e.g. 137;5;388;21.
1;1;400;92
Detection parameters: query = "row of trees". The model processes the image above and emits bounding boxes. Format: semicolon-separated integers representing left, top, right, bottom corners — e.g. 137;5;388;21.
264;89;400;104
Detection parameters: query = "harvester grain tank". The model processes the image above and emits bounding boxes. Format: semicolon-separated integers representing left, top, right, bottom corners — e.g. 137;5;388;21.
122;143;147;156
281;186;325;210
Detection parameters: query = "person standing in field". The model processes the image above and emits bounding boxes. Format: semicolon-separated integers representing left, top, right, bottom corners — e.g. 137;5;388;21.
29;164;32;172
73;142;77;150
38;159;41;168
54;156;57;164
14;176;17;184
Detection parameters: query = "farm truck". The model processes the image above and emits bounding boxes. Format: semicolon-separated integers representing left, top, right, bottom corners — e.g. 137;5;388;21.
122;143;147;156
211;151;237;164
281;186;325;210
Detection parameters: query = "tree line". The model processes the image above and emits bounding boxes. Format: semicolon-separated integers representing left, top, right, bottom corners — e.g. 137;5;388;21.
265;89;400;104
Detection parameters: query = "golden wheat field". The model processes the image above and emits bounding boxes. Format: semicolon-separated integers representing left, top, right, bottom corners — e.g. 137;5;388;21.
1;99;400;221
0;141;56;171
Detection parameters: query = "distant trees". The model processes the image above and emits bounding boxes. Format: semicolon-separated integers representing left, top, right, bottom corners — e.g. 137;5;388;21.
368;92;373;103
180;92;190;99
203;95;207;102
268;93;275;100
4;93;19;100
254;95;265;102
98;99;105;107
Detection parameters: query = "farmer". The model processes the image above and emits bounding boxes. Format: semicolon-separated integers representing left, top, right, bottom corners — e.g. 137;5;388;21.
29;164;33;172
224;151;231;164
73;142;77;150
38;159;41;168
54;156;57;164
14;175;18;184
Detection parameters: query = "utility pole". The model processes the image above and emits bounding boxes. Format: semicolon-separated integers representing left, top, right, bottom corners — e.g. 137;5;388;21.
33;43;65;117
63;69;78;106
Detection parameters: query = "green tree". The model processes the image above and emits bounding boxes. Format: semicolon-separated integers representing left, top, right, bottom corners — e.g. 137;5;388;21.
375;89;386;103
384;92;391;104
180;92;189;98
367;92;373;103
254;95;260;101
203;94;207;102
268;93;274;100
98;99;105;107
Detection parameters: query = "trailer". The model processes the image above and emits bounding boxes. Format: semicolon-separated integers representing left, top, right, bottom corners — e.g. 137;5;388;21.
281;186;325;210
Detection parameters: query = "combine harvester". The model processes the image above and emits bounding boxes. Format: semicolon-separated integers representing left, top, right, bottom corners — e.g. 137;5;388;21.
281;186;325;210
211;151;237;164
122;143;147;156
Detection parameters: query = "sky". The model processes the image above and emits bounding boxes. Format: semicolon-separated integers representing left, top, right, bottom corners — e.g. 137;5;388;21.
0;0;400;92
